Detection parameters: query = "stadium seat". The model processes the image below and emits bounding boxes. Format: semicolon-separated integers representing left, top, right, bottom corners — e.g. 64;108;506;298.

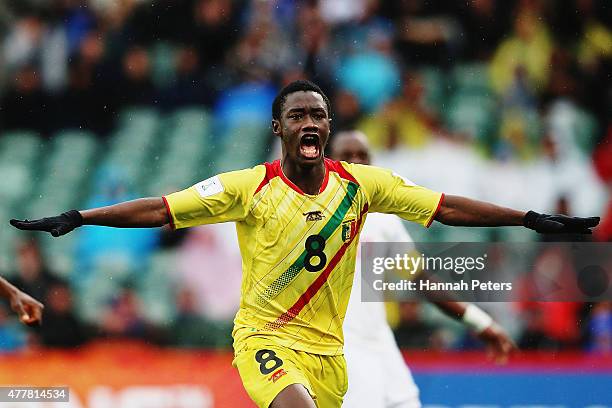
105;109;161;189
146;107;212;195
0;131;44;207
151;42;177;88
214;123;271;174
15;130;100;276
26;130;99;218
0;130;42;164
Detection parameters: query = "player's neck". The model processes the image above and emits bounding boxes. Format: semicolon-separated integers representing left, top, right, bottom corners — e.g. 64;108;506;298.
281;159;326;195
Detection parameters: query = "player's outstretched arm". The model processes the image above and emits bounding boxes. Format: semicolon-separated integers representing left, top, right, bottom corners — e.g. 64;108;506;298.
435;195;599;233
10;197;169;237
0;276;44;325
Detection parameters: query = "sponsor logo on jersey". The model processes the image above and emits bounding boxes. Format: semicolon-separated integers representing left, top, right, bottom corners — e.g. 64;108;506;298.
342;219;357;242
303;210;325;222
268;368;287;383
195;176;224;198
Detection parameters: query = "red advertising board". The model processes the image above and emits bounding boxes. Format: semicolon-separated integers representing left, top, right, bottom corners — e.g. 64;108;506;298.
0;341;254;407
1;341;611;407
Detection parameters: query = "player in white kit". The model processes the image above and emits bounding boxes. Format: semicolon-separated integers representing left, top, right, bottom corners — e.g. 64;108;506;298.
331;131;516;408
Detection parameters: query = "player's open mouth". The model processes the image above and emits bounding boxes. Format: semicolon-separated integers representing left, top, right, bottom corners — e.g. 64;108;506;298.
299;134;320;159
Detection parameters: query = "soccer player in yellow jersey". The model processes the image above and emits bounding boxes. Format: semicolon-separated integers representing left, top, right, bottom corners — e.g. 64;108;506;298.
11;80;600;408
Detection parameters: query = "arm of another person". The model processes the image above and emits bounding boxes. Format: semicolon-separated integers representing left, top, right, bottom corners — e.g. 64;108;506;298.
0;276;44;325
432;300;516;364
387;218;516;363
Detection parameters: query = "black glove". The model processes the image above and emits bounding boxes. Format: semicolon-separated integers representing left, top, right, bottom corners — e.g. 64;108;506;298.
523;210;600;234
10;210;83;237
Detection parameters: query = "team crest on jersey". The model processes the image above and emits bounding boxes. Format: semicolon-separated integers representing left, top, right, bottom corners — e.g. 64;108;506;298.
342;219;357;242
303;210;325;222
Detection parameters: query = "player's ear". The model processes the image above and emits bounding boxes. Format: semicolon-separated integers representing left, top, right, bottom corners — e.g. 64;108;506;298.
271;119;281;137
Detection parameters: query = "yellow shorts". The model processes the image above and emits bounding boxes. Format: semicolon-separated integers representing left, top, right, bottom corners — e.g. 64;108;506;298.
233;340;348;408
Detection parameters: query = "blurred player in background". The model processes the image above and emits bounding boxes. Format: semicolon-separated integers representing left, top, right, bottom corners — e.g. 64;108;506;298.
332;130;515;408
10;80;599;408
0;275;44;325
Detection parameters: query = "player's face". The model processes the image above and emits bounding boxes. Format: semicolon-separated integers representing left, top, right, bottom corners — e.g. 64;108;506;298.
273;91;330;166
331;136;371;165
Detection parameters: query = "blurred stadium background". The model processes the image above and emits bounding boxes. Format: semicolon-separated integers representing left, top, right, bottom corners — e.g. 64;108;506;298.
0;0;611;407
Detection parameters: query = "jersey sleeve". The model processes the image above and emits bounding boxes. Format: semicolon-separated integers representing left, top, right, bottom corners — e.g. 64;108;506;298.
163;165;266;229
345;162;443;227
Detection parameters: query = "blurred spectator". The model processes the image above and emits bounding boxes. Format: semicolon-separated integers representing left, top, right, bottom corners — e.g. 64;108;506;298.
52;58;106;134
171;287;232;348
543;49;580;107
192;0;241;66
51;30;114;134
489;4;553;96
0;64;51;135
331;89;362;133
574;0;612;131
160;45;214;109
455;0;512;61
543;104;607;215
58;0;97;56
391;0;459;67
227;1;294;86
214;81;276;136
393;302;442;349
518;303;584;350
3;13;45;71
337;28;400;112
38;280;88;348
176;223;242;322
319;0;368;25
292;2;336;91
125;0;193;46
11;238;56;303
516;244;583;350
114;46;155;109
358;71;442;149
99;287;149;340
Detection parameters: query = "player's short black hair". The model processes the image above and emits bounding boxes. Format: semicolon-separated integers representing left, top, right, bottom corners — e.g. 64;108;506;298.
272;80;331;120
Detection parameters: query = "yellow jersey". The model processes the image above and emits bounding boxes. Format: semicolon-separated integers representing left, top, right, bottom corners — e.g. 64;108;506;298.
163;159;443;355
